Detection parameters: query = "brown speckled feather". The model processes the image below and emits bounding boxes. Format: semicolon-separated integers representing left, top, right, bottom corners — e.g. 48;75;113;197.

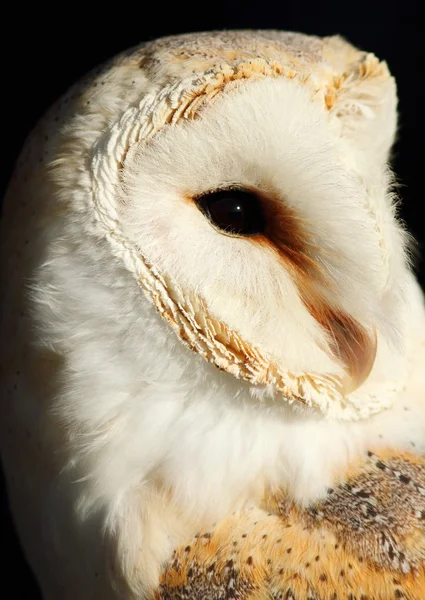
157;451;425;600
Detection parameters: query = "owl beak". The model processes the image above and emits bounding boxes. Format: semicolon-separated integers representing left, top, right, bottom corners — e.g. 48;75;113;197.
306;298;378;396
331;317;378;396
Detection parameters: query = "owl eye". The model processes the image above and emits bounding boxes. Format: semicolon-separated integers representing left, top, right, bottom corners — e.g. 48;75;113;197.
195;189;265;236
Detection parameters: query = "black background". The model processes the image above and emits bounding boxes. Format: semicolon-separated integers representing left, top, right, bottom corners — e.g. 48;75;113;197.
1;2;423;597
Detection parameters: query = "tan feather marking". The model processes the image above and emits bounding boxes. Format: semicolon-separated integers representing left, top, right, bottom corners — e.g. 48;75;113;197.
325;52;391;113
156;451;425;600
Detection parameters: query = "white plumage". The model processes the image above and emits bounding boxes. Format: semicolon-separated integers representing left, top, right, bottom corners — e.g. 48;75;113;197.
1;30;424;599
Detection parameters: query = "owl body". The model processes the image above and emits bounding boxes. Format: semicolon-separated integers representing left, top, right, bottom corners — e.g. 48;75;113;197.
1;31;425;599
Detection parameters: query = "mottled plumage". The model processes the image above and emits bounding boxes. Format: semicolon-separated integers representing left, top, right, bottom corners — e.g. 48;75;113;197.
159;451;425;599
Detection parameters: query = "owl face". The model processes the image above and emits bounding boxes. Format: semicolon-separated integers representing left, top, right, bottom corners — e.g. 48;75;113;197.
89;44;408;419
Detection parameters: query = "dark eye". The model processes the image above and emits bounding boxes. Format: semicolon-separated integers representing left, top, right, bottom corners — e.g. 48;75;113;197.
195;188;265;236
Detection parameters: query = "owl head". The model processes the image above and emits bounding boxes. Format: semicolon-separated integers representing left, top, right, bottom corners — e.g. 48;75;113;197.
12;31;411;427
80;32;410;421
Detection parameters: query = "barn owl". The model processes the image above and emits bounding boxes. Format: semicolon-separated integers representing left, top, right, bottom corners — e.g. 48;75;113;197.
1;29;425;600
